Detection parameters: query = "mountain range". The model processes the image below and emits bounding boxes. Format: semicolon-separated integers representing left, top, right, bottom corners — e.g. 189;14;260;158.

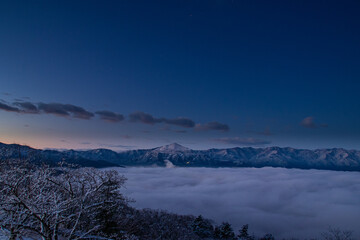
1;142;360;171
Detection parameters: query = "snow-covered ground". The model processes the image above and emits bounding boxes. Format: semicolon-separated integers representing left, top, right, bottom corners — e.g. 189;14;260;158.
115;167;360;239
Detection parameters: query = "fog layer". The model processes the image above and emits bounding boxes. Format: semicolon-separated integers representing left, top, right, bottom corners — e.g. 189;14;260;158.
115;167;360;239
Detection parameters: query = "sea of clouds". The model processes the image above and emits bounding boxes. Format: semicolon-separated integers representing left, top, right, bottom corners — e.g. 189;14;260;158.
114;167;360;239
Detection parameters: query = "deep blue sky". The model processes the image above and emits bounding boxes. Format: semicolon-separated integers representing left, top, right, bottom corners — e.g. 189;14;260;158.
0;0;359;150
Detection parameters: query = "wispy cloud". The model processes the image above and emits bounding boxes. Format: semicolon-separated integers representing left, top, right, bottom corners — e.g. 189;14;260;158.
14;102;39;114
129;111;195;127
38;103;70;117
196;122;230;132
0;99;229;131
1;100;95;119
214;137;270;146
38;103;94;119
129;111;162;125
0;102;19;112
300;116;328;129
130;111;226;130
95;110;124;122
161;117;195;128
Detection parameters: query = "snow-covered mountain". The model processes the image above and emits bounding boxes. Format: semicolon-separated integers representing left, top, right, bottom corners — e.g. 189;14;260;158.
1;142;360;171
155;143;191;152
0;142;118;168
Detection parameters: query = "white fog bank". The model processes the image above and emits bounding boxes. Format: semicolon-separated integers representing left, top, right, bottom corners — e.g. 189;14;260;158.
114;167;360;239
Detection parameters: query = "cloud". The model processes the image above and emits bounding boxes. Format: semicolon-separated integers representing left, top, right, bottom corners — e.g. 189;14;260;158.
0;102;20;112
129;111;161;125
214;137;271;146
61;104;94;119
161;117;195;128
14;102;39;113
118;167;360;239
1;98;228;130
1;100;94;120
196;121;230;131
38;103;70;117
300;116;316;128
300;116;328;129
129;112;197;128
96;110;124;122
38;103;94;119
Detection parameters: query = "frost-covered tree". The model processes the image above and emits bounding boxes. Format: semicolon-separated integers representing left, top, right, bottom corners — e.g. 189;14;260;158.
0;161;127;240
192;215;214;238
259;233;275;240
0;161;39;240
214;222;236;240
238;224;255;240
321;226;354;240
118;208;201;239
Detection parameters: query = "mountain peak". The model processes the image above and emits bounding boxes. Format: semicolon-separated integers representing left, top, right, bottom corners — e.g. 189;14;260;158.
157;143;190;152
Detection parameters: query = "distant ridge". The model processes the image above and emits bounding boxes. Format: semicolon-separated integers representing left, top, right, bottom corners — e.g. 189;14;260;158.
0;142;360;171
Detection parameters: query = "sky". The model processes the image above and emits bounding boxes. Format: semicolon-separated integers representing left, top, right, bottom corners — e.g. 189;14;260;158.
0;0;359;150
